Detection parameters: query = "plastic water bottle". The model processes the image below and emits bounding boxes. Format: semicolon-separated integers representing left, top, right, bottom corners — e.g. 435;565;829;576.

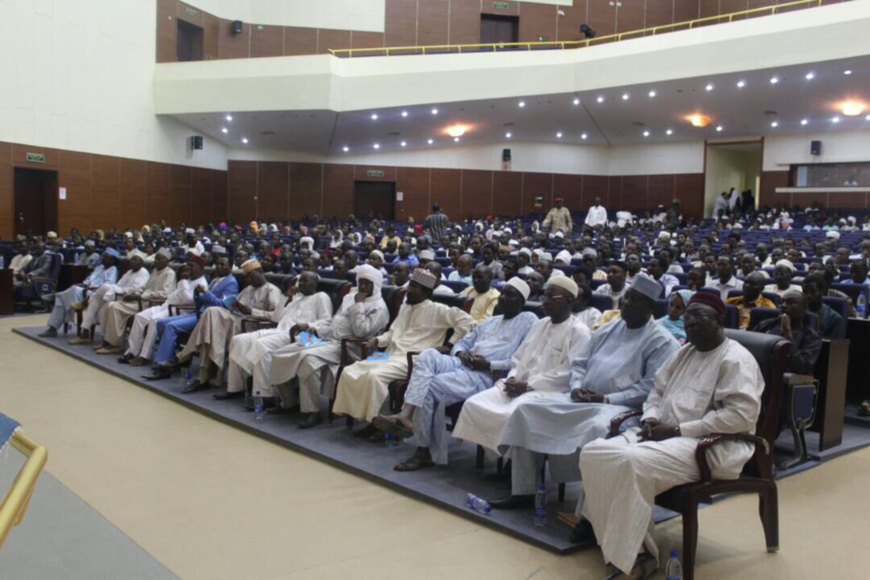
533;484;547;527
0;255;4;269
665;549;682;580
183;370;192;388
254;393;264;421
466;493;491;515
857;293;867;318
385;432;399;447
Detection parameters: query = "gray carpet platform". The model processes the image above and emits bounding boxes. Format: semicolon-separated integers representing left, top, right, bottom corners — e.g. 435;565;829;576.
13;325;870;555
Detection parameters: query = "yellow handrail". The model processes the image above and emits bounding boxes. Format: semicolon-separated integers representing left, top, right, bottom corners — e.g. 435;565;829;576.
329;0;824;58
0;430;48;549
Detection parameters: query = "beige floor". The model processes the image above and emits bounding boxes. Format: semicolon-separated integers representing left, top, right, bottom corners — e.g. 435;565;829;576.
2;313;867;580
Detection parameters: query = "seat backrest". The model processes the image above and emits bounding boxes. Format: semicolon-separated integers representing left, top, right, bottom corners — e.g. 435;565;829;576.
431;293;474;313
831;283;869;313
441;280;468;293
653;299;668;319
265;272;291;289
379;285;405;323
317;279;352;312
822;296;849;320
522;301;546;318
590;294;613;313
724;304;738;329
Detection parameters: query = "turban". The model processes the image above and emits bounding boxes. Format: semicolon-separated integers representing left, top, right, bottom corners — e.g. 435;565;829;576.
410;268;437;289
546;274;578;298
519;248;532;257
354;264;384;299
185;228;195;235
555;197;565;203
186;254;206;268
555;250;572;264
47;231;58;239
157;248;172;259
539;252;553;263
104;247;121;258
505;277;530;300
240;259;261;274
826;231;841;240
554;231;565;239
689;291;726;319
369;249;384;261
775;259;795;272
211;245;226;255
300;236;314;247
124;232;133;239
84;240;95;248
628;273;662;301
581;248;597;258
162;227;172;234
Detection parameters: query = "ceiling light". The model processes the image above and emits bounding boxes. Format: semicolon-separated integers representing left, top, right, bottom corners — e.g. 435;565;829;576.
686;114;710;127
666;129;673;135
225;114;233;121
737;80;746;88
801;119;809;125
648;90;657;98
518;101;526;108
597;96;604;103
643;130;650;137
770;76;779;84
400;141;407;147
805;72;815;80
716;125;723;132
622;93;630;100
370;113;378;120
431;108;439;115
581;133;588;140
770;121;778;128
342;146;349;152
573;98;580;105
221;127;228;133
453;137;460;142
705;83;714;91
427;139;434;145
831;117;840;124
241;137;248;144
401;111;408;117
865;114;870;121
840;101;866;116
556;132;563;138
844;70;853;75
373;143;380;149
505;132;512;138
445;124;468;138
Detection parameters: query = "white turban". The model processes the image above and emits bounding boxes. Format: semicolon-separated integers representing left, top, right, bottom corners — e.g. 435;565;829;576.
505;277;530;300
775;259;795;272
354;264;384;300
546;274;578;297
555;250;572;264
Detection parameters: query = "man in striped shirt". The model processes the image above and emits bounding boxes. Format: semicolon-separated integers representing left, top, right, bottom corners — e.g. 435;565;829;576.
424;204;450;244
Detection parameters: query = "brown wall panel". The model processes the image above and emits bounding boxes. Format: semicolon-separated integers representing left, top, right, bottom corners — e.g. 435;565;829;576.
12;144;59;170
648;174;676;208
396;167;430;221
583;175;609;214
58;151;93;235
646;0;675;29
759;171;789;206
251;25;284;58
828;191;867;209
675;173;704;218
385;0;418;47
203;13;220;59
430;169;461;221
351;31;385;51
177;2;205;26
120;159;147;229
91;155;121;231
616;2;646;35
449;0;481;45
417;0;449;46
587;0;617;38
156;0;177;63
289;163;323;220
191;167;213;226
720;0;749;19
169;164;192;226
317;28;351;54
0;142;13;239
621;175;648;209
673;0;700;23
218;18;250;59
461;170;493;218
211;169;228;223
258;162;290;221
228;160;257;222
698;0;720;26
552;173;583;213
284;27;318;56
522;172;553;215
482;0;520;16
145;162;170;226
353;166;398;182
492;171;523;217
519;3;557;43
323;164;354;219
606;176;621;209
556;0;587;42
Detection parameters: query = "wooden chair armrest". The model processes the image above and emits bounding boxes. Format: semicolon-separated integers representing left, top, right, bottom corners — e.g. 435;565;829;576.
405;351;421;379
608;410;644;437
241;316;275;333
696;433;769;482
169;304;196;316
145;297;167;308
341;337;371;366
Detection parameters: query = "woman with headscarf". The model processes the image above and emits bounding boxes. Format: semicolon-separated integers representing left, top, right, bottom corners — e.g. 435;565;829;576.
656;289;694;344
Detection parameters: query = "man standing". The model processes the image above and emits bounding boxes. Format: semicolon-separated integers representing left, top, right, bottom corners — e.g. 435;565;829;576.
574;293;765;577
424;204;450;244
375;279;537;470
543;198;573;234
584;197;608;229
726;272;776;329
459;265;500;325
332;269;474;433
752;290;821;374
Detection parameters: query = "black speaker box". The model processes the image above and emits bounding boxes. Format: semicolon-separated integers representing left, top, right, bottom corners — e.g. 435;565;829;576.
502;148;512;162
810;140;822;156
191;136;204;150
232;20;243;35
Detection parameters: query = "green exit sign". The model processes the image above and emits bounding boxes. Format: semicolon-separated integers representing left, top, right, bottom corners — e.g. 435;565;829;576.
26;153;45;163
493;1;510;9
367;170;385;177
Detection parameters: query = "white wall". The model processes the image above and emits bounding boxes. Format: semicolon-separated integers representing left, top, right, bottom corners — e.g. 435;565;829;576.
189;0;386;33
704;146;762;217
0;0;227;170
607;141;704;175
763;130;870;171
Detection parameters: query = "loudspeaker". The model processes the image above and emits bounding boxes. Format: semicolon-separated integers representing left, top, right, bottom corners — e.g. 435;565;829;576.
810;140;822;156
191;136;204;150
231;20;243;35
502;148;512;162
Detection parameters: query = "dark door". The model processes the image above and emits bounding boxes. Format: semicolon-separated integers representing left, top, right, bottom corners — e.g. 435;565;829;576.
14;168;58;236
177;19;204;62
354;181;395;220
480;15;519;45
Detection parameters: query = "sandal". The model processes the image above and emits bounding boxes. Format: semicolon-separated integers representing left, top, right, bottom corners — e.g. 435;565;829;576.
372;416;414;439
394;452;435;472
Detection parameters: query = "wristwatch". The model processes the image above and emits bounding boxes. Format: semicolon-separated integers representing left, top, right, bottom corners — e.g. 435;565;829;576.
674;425;681;437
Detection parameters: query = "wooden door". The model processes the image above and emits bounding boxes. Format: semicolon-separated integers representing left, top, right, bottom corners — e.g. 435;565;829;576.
354;181;395;220
480;14;519;45
14;168;58;236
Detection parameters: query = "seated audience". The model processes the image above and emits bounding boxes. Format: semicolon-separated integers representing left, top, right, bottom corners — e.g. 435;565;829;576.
594;261;628;309
573;284;602;329
711;256;743;300
726;272;776;329
770;260;802;297
459;265;500;324
658;289;694;344
40;250;119;337
752;290;821;374
802;273;845;339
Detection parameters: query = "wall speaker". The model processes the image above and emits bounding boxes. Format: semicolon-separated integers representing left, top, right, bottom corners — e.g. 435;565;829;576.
232;20;243;35
810;140;822;156
502;148;512;162
191;136;204;150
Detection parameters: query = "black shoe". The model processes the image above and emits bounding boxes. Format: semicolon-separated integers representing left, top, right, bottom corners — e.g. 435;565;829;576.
142;367;172;381
298;413;322;429
117;353;134;365
266;406;294;416
182;379;210;394
568;518;598;546
38;328;58;338
213;390;244;400
489;494;535;510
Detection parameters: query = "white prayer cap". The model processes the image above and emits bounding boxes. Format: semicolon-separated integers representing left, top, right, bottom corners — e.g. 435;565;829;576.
185;228;195;234
369;249;384;261
555;250;572;264
629;273;662;301
410;268;437;289
84;240;95;247
546;274;578;298
848;216;857;223
163;227;172;233
658;231;672;240
554;231;565;239
775;259;795;272
124;232;133;239
157;248;172;259
419;249;436;261
826;230;841;240
533;249;544;257
505;277;530;300
211;245;226;255
300;236;314;247
509;240;519;247
310;251;321;260
539;252;553;263
549;269;567;278
519;248;532;258
581;247;597;258
504;228;512;234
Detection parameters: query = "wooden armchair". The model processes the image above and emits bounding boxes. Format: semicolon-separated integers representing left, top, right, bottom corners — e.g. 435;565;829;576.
331;337;374;424
607;330;789;580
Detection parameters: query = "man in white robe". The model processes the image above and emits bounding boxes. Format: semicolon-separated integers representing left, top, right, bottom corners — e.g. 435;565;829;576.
268;265;391;428
451;276;592;456
492;275;679;508
332;269;474;437
69;253;150;344
212;271;333;399
584;197;608;229
373;278;538;470
39;250;119;337
96;249;177;354
118;258;207;366
573;292;764;578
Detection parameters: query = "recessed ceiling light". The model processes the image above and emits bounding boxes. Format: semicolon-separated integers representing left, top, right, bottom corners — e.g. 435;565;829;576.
505;132;512;138
705;83;714;91
666;129;673;135
716;125;723;132
241;137;248;144
737;80;746;88
622;93;630;100
373;143;380;149
370;113;378;120
770;121;778;127
840;101;865;116
427;139;434;145
581;133;588;140
597;96;604;103
801;119;809;125
865;114;870;121
453;137;460;142
400;141;407;147
805;72;815;80
225;114;233;121
556;132;563;138
844;70;853;75
342;146;349;152
221;127;228;133
770;76;779;84
431;108;439;115
648;90;657;98
573;98;580;105
831;117;840;124
643;130;650;137
518;101;526;108
401;111;408;117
